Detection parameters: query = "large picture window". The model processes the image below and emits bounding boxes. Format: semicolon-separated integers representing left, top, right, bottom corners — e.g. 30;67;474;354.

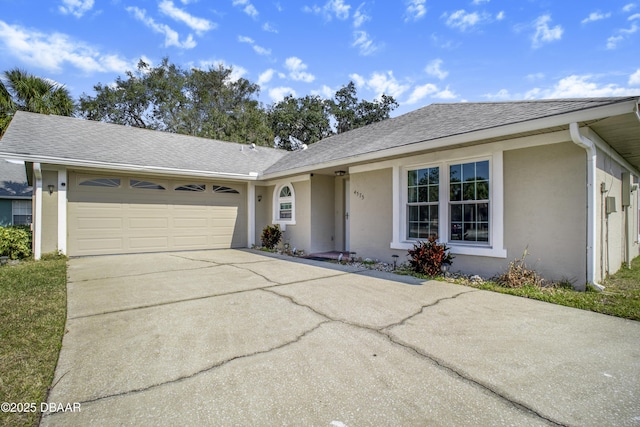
407;167;439;239
449;160;489;243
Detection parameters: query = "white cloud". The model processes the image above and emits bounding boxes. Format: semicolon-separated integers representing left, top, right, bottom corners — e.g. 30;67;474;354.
253;45;271;55
363;71;410;99
425;59;448;80
623;3;636;13
531;15;563;48
405;0;426;22
284;57;315;82
526;72;545;81
353;5;370;28
159;1;215;34
269;86;296;102
581;12;611;24
262;22;278;33
58;0;94;18
472;0;490;4
258;68;275;86
629;69;640;86
232;0;258;18
127;7;196;49
607;20;639;49
327;0;350;19
434;86;458;99
352;30;380;55
0;20;131;73
405;83;438;104
483;89;511;100
444;10;490;31
526;74;639;99
310;84;334;99
238;35;271;56
496;11;505;21
305;0;350;21
349;73;365;87
631;13;640;20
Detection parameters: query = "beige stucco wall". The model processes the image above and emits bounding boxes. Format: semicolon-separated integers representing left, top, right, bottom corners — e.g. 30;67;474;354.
502;142;587;286
595;147;640;280
41;170;59;254
309;175;335;253
349;168;396;263
254;185;272;245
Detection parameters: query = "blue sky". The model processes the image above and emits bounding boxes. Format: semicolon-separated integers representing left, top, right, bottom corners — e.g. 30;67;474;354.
0;0;639;116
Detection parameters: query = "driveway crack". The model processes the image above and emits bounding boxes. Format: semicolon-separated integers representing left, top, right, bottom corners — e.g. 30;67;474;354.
45;320;331;417
263;287;565;426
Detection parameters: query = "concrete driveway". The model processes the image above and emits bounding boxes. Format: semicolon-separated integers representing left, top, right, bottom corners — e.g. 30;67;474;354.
42;250;640;426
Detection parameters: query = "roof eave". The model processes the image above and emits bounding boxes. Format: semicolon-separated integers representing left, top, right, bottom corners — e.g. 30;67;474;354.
261;98;640;179
0;153;261;181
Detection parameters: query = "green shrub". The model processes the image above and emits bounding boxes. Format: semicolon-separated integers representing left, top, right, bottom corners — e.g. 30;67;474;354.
407;236;453;276
0;225;32;260
261;224;282;250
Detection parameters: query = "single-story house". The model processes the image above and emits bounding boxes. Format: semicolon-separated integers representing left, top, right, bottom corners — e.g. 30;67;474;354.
0;158;32;227
1;96;639;289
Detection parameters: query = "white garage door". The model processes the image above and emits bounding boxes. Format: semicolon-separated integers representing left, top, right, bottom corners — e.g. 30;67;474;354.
68;172;246;256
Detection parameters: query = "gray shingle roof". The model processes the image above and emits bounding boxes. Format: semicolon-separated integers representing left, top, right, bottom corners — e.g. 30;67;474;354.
0;112;287;177
0;159;31;198
263;97;638;175
0;97;636;179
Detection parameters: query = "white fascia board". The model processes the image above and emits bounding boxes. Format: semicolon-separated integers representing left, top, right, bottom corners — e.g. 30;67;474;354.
260;100;638;180
0;153;260;181
262;174;311;186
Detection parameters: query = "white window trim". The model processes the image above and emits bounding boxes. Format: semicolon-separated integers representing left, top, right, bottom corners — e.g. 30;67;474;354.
273;183;296;226
391;151;506;258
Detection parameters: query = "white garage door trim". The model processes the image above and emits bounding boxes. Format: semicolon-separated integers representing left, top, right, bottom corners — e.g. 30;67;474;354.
68;171;247;256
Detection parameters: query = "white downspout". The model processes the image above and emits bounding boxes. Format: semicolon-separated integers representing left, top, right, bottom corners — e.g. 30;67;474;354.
33;163;43;261
570;123;604;291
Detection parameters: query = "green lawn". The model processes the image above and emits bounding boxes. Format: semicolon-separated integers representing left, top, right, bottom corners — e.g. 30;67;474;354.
443;257;640;321
0;258;67;427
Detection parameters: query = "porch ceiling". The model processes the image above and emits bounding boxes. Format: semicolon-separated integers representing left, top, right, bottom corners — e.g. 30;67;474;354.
590;112;640;172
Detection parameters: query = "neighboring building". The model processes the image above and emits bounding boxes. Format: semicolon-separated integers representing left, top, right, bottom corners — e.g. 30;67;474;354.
1;97;639;290
0;159;32;227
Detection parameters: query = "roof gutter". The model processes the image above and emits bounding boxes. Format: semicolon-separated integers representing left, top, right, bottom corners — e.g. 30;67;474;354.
0;153;260;181
570;122;604;292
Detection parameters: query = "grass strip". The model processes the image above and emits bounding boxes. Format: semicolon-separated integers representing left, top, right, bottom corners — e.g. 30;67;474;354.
0;258;67;427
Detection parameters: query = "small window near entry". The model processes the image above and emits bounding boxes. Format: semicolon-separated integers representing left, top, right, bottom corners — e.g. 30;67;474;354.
79;178;121;187
449;160;489;243
212;185;239;194
276;184;294;222
175;184;206;192
12;200;32;225
130;179;165;190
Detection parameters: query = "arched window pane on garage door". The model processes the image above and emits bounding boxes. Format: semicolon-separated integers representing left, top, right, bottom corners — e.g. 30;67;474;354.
130;179;165;190
212;185;239;194
79;178;121;187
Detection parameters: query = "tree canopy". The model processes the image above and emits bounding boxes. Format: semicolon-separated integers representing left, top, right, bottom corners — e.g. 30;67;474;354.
0;58;399;150
78;58;274;146
0;68;75;136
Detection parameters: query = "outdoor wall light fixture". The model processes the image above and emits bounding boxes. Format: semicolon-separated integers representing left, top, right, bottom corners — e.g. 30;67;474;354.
48;184;55;195
257;195;262;202
335;170;346;176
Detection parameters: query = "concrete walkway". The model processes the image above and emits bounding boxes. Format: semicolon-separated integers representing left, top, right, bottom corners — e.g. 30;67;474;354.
42;250;640;426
